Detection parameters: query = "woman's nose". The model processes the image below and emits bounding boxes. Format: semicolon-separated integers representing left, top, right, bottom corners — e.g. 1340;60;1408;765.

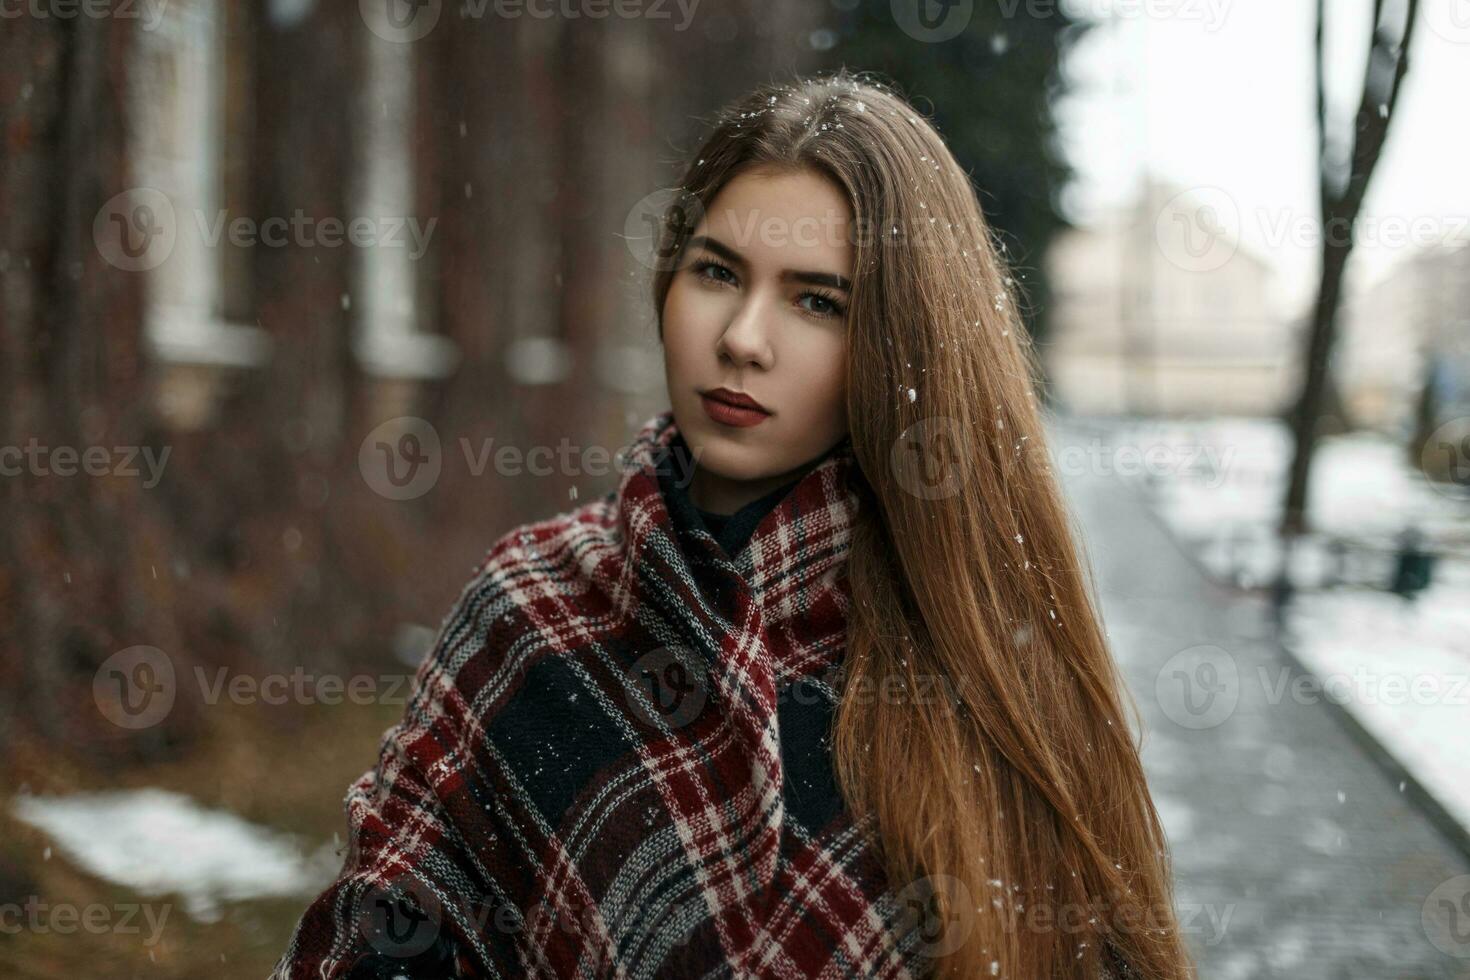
717;303;774;369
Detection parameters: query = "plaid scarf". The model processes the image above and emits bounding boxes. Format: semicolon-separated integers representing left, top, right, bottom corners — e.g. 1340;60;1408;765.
271;409;936;979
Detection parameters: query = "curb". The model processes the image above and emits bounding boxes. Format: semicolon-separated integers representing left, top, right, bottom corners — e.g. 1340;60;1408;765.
1270;626;1470;866
1047;414;1470;865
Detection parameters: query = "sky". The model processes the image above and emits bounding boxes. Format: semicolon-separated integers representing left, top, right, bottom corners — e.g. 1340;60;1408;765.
1053;0;1470;319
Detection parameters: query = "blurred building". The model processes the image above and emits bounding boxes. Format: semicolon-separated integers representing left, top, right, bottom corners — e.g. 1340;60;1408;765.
1043;177;1294;417
129;0;458;432
1339;242;1470;433
119;0;823;453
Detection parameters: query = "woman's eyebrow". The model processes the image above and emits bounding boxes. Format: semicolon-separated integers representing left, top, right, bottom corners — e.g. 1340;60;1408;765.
687;234;852;293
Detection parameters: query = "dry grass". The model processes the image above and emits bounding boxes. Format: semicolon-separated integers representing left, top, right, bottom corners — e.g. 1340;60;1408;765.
0;697;405;979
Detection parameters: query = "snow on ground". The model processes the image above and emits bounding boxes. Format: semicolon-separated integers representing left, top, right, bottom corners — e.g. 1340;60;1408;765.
1057;415;1470;842
1081;418;1470;588
10;787;340;921
1284;591;1470;832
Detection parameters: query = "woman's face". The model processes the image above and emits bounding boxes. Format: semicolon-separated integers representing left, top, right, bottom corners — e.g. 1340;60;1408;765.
661;166;854;513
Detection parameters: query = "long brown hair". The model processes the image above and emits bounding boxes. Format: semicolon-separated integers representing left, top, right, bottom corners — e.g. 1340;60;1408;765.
651;70;1195;980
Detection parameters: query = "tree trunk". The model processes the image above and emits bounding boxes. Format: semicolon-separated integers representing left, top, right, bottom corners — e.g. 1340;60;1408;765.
1279;0;1420;538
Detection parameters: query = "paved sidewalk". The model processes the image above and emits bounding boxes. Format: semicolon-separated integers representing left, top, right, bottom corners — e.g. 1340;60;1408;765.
1051;420;1470;979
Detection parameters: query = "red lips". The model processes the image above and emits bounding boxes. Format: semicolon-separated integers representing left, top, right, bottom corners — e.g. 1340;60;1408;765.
702;387;769;414
699;387;771;428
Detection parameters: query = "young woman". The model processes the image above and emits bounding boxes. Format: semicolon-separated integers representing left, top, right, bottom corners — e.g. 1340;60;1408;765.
274;70;1196;980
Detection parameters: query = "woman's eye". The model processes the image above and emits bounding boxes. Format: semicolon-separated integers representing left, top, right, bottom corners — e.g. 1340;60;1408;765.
799;291;845;319
692;259;736;286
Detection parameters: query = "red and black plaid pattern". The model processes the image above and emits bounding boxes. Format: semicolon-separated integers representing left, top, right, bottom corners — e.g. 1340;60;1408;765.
270;410;933;979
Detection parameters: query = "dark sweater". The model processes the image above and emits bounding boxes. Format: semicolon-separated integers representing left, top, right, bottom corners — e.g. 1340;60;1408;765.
657;434;813;558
